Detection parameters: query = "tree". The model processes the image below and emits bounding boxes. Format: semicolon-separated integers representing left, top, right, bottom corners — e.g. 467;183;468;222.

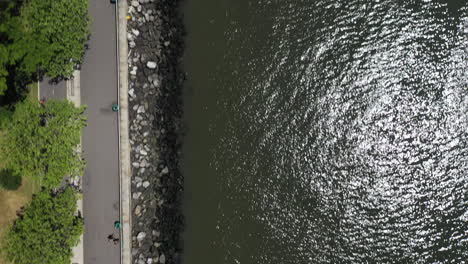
0;14;13;95
7;0;90;79
2;187;83;264
0;106;12;129
1;1;28;98
0;168;22;190
1;99;86;188
0;44;8;94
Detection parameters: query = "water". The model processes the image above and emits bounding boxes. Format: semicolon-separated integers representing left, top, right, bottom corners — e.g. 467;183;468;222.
181;1;468;263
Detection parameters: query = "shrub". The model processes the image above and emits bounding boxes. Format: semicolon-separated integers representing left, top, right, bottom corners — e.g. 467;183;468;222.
0;106;12;129
1;99;86;188
0;169;21;190
2;187;83;264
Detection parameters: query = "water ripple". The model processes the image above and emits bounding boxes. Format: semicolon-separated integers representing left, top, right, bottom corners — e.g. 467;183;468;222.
184;0;468;263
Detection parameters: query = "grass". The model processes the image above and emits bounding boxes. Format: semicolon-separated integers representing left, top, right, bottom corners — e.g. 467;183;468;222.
0;178;40;236
0;81;40;263
0;178;40;264
27;82;39;102
0;131;40;264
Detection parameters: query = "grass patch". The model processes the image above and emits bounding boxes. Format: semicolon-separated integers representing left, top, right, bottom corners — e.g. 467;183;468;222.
27;82;39;102
0;178;40;264
0;131;40;264
0;178;39;231
0;178;39;264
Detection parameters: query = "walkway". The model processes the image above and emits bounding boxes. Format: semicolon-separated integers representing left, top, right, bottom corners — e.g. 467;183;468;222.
39;77;66;100
39;0;123;263
80;0;120;263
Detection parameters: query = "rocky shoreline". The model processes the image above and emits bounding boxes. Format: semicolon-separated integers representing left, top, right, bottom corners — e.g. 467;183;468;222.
126;0;184;263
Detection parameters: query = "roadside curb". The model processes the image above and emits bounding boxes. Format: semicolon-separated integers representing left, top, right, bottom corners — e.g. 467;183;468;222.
116;1;132;264
68;70;83;264
36;81;40;100
67;70;81;107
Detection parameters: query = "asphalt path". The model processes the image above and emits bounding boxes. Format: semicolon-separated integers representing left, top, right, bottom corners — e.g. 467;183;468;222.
80;0;120;263
39;1;120;263
39;78;66;100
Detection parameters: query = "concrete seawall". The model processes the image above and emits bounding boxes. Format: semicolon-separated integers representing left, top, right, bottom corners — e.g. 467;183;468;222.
117;0;132;264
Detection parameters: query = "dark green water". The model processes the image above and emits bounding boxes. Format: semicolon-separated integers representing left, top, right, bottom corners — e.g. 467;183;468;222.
181;1;468;263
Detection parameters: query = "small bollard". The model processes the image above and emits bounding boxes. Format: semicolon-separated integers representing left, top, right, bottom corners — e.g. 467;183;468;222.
126;15;132;20
112;104;120;112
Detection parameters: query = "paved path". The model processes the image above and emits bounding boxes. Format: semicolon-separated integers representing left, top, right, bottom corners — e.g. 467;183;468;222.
39;78;66;100
80;0;120;263
39;1;122;263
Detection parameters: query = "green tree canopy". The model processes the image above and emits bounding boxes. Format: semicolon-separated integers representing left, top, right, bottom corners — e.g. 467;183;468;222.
2;187;83;264
18;0;89;77
0;44;8;94
1;99;86;188
0;106;12;129
3;0;90;84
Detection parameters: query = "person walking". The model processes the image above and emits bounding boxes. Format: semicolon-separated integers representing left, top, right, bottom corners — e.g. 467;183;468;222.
107;234;115;242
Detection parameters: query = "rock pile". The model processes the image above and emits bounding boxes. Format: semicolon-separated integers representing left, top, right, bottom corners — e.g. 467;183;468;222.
126;0;184;263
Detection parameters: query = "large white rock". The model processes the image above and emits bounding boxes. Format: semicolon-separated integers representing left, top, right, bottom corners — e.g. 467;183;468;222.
146;61;157;69
130;66;137;75
142;181;150;188
137;232;146;241
128;88;135;98
159;254;166;264
132;192;141;199
134;205;141;216
152;79;160;87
